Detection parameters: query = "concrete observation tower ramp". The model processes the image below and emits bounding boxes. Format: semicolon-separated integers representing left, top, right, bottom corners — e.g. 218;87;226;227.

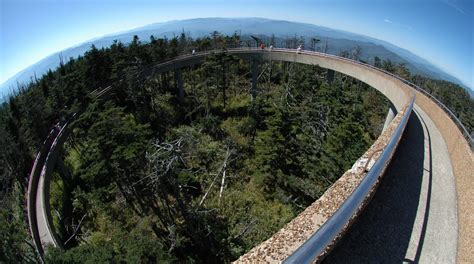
26;49;472;263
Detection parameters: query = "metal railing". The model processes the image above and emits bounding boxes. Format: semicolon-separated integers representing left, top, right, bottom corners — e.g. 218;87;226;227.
284;94;416;263
336;51;473;149
408;84;473;149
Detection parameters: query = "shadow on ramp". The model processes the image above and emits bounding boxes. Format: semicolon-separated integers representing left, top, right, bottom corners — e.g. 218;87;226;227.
324;111;428;263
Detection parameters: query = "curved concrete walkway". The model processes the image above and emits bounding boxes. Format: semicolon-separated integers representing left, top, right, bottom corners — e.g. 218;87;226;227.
325;106;458;263
29;126;65;257
27;49;469;262
36;165;58;249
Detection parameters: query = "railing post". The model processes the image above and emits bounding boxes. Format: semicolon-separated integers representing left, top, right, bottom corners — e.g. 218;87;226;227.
251;59;259;99
175;69;184;103
326;69;335;84
383;104;397;132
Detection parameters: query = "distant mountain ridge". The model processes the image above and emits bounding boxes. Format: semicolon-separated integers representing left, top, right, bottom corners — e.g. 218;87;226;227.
1;17;472;100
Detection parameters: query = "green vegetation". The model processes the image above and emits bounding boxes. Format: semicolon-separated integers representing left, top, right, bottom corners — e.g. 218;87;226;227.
0;32;471;263
372;55;474;132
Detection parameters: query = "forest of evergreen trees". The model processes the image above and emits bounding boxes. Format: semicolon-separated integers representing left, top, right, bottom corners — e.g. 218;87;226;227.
0;32;472;263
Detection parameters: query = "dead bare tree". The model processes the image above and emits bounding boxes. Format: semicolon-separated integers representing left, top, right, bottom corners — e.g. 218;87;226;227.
140;137;187;187
351;45;362;61
199;146;234;207
218;147;233;205
199;173;219;207
281;63;297;107
300;99;330;153
64;214;87;245
234;219;257;239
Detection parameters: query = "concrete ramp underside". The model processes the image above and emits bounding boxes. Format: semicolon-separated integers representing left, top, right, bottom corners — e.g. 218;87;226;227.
325;105;458;263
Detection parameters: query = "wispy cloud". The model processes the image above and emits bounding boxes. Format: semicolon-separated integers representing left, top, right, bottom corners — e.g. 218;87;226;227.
384;18;412;31
441;0;467;14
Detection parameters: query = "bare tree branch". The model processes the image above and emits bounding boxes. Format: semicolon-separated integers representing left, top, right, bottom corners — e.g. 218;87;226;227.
218;147;233;206
198;173;220;207
64;214;87;245
234;219;257;239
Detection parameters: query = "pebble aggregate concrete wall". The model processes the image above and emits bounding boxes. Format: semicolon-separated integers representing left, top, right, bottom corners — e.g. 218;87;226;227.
414;91;473;263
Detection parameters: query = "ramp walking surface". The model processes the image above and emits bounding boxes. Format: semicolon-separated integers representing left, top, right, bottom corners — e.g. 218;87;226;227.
324;107;457;263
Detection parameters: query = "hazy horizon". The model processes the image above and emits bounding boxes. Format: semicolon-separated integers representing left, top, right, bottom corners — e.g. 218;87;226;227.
1;0;473;89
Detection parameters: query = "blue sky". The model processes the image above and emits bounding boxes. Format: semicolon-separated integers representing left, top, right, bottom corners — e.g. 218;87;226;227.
1;0;473;89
